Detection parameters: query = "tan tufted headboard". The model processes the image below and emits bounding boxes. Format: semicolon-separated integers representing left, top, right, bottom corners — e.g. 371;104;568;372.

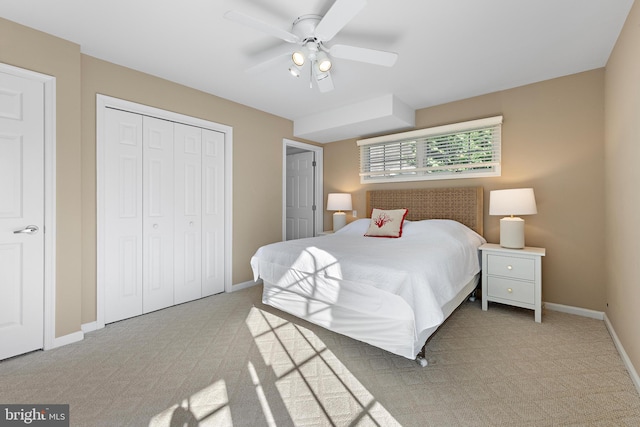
366;187;484;235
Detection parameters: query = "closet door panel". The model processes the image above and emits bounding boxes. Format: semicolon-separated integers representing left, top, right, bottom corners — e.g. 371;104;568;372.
202;129;225;296
142;116;175;313
104;108;143;323
174;123;202;304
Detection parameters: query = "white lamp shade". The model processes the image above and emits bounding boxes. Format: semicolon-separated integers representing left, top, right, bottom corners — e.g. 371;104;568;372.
489;188;537;216
327;193;352;211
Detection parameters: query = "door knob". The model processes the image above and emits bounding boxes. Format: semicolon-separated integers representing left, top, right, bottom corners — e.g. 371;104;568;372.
14;225;39;234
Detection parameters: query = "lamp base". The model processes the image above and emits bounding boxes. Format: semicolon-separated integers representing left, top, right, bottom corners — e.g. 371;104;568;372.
500;217;525;249
333;212;346;232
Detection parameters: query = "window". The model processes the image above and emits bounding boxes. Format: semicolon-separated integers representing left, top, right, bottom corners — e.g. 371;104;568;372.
358;116;502;183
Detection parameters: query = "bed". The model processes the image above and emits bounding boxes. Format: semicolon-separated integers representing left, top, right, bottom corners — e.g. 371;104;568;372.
251;187;486;366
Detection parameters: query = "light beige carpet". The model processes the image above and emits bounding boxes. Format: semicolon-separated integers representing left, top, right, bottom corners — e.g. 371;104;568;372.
1;285;639;426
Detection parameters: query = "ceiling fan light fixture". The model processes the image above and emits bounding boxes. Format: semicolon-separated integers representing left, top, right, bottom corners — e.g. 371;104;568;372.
316;51;332;72
292;50;305;67
289;63;301;77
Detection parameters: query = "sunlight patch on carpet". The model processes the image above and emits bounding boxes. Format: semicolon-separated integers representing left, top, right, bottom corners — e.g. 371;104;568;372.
245;306;401;426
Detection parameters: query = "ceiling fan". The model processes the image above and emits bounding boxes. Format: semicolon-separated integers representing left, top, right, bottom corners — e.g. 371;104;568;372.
224;0;398;93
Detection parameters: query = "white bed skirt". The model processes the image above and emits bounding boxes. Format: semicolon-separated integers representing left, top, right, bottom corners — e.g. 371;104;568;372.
262;274;479;359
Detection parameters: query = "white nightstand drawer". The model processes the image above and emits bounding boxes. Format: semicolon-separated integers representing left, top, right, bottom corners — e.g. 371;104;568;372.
487;254;535;281
487;276;534;304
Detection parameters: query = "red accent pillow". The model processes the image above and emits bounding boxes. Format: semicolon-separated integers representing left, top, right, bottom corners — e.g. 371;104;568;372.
365;208;408;238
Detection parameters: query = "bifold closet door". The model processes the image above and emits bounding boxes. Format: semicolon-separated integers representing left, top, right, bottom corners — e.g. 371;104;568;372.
142;116;175;313
173;125;226;301
104;108;143;324
103;108;226;323
104;112;176;323
174;123;203;304
202;128;225;296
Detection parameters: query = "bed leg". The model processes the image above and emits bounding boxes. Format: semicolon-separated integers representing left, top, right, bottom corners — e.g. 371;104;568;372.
416;345;428;367
415;355;428;367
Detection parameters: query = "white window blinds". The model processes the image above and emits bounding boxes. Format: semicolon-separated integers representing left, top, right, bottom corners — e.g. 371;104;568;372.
358;116;502;183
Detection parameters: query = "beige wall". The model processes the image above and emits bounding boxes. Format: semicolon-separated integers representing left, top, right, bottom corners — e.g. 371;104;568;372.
0;18;83;337
605;0;640;378
324;69;606;312
2;18;295;334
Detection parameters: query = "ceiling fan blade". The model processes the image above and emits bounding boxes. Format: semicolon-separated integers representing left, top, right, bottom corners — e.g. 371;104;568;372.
224;10;300;43
330;44;398;67
314;0;366;42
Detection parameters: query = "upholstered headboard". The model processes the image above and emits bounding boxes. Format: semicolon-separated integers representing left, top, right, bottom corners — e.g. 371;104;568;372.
366;187;484;235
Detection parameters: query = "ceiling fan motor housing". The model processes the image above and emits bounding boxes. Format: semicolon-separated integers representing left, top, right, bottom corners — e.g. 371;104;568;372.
291;15;323;42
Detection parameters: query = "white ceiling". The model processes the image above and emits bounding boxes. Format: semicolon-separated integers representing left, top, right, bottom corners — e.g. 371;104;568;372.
1;0;634;142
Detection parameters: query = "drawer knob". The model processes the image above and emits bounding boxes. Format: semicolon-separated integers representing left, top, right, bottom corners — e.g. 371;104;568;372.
507;288;513;293
507;265;513;270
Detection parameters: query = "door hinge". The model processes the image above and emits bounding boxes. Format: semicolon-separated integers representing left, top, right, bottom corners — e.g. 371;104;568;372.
312;205;316;211
312;161;316;167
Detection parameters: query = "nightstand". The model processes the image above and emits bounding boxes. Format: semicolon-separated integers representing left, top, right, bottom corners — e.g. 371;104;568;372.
318;231;334;236
480;243;546;322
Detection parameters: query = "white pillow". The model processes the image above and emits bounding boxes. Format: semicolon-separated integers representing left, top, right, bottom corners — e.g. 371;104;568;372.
365;208;408;238
334;218;371;235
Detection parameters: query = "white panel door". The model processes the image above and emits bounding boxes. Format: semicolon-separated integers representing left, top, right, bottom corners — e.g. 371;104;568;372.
0;71;44;360
174;123;202;304
104;108;143;323
286;151;315;240
202;129;225;296
142;116;174;313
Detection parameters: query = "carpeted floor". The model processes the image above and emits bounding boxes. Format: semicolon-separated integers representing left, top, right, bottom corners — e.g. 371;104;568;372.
1;284;639;426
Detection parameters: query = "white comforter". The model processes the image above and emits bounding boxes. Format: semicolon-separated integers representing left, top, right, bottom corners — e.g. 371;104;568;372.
251;219;486;356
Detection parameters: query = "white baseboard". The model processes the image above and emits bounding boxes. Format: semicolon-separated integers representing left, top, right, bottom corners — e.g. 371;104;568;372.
604;313;640;396
81;321;99;334
49;330;84;349
232;279;261;291
544;302;604;320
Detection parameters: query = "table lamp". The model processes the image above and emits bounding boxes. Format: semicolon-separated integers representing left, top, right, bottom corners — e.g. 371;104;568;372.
489;188;537;249
327;193;352;232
